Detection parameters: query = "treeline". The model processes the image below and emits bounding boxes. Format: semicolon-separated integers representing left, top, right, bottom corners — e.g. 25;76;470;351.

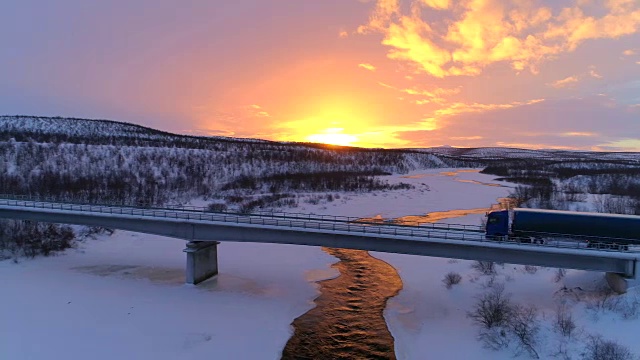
222;171;413;193
0;220;74;259
482;159;640;214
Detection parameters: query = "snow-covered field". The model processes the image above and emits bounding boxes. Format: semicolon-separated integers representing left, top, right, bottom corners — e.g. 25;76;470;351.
2;168;639;359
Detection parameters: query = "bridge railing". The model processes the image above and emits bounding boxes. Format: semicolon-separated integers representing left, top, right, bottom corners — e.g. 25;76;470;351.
0;194;485;233
0;198;636;253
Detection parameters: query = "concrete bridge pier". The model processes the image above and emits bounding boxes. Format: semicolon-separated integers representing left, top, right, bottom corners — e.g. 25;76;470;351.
605;272;628;294
184;241;219;285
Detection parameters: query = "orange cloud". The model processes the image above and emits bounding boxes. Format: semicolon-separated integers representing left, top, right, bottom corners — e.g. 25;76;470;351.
378;82;461;104
432;98;544;117
358;0;400;33
247;104;271;117
544;2;640;51
382;16;452;77
561;132;597;137
419;0;450;10
451;135;483;140
549;76;579;88
358;63;377;71
494;141;576;150
359;0;640;77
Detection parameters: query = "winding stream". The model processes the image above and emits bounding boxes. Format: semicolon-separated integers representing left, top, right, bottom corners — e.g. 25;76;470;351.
281;248;402;360
281;171;511;359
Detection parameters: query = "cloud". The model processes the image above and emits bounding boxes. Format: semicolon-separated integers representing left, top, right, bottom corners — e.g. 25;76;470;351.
561;132;597;137
589;69;603;79
395;95;640;150
623;49;636;55
382;16;453;77
419;0;450;10
544;2;640;51
359;0;640;77
339;30;349;38
450;135;482;140
358;0;400;34
549;75;579;88
377;81;460;104
358;63;377;71
431;98;544;118
602;139;640;151
247;104;270;117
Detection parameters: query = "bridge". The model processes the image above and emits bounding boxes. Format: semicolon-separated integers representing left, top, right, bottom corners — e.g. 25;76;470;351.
0;198;637;293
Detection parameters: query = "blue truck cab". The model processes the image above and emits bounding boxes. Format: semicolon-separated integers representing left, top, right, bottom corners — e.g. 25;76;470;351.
486;210;509;237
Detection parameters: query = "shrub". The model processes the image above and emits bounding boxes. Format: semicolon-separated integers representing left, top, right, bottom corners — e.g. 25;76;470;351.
582;335;635;360
0;220;75;259
442;272;463;289
207;203;228;212
467;283;512;329
469;285;541;358
554;304;577;338
472;260;496;276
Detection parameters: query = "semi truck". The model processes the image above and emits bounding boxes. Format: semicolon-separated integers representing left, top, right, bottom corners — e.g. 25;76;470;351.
485;208;640;248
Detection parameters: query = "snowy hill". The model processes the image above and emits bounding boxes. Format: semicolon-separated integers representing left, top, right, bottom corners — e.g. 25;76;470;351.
422;146;640;163
0;115;272;147
3;115;638;164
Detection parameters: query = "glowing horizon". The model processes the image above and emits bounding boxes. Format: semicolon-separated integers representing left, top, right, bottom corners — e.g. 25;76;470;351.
1;1;639;151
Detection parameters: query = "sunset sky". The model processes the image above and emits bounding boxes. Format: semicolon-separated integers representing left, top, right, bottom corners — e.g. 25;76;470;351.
1;0;639;150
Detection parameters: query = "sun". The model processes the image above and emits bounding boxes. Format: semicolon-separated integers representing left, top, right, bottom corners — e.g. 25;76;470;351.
306;129;358;146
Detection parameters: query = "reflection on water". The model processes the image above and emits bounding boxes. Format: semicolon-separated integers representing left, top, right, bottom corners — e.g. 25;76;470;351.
402;169;507;188
392;208;490;225
455;179;507;187
402;169;481;179
282;195;515;359
281;248;402;360
360;208;489;226
497;197;518;209
362;197;515;227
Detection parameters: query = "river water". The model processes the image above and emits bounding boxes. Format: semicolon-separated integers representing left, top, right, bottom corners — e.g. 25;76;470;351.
281;248;402;360
281;170;512;359
281;208;505;359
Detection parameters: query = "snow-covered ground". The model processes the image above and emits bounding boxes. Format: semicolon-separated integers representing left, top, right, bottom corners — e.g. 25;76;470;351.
0;234;338;359
2;168;639;359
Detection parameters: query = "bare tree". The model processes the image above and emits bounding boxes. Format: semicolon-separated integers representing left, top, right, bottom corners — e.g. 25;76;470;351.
508;305;540;359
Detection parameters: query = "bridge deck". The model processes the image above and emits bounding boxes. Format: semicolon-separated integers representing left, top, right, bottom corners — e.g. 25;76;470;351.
0;198;637;278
